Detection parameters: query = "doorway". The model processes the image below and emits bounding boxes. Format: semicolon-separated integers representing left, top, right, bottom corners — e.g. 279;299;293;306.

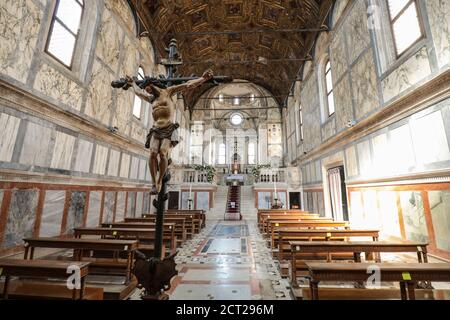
327;166;349;221
289;192;301;209
168;191;180;210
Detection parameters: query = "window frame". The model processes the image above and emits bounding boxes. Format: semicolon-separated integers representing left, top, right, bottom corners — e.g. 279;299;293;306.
218;143;226;165
132;66;145;120
45;0;85;69
386;0;425;58
248;142;256;165
324;60;335;117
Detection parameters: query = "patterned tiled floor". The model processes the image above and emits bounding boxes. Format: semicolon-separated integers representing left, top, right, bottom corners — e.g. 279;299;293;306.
167;217;293;300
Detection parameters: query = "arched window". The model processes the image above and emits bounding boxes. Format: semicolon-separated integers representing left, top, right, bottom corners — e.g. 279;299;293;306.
133;67;145;119
218;143;226;165
387;0;423;56
248;142;256;165
46;0;85;68
324;60;335;117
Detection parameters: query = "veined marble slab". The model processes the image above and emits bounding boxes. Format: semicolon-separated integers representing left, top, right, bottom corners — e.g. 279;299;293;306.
3;189;38;248
425;0;450;69
65;191;86;234
129;157;139;179
170;284;252;300
74;139;93;173
92;145;108;175
115;191;126;222
138;158;147;180
107;149;120;177
19;122;52;167
50;131;76;170
86;191;102;227
120;153;130;178
135;192;143;216
127;192;136;218
0;113;21;162
0;0;43;83
103;192;115;223
182;269;251;282
39;190;65;237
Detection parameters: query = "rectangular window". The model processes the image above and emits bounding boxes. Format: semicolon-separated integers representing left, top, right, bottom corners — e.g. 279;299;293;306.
133;67;145;119
387;0;423;56
46;0;84;68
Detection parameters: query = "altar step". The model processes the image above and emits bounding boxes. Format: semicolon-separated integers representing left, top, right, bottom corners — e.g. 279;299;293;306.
224;185;241;221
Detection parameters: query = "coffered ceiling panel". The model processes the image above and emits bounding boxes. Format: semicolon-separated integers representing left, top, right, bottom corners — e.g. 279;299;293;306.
131;0;335;109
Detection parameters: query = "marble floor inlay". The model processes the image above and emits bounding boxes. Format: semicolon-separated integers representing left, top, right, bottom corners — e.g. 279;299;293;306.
168;217;293;300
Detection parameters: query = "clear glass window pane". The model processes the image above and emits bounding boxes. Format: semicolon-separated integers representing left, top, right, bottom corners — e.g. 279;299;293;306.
325;71;333;94
387;0;410;18
138;67;145;80
133;96;142;119
47;21;76;66
56;0;83;34
327;92;335;116
392;3;422;55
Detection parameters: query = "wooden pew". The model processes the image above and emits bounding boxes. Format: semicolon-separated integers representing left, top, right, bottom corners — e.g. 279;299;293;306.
263;215;331;234
124;217;191;241
0;259;91;300
259;213;321;232
300;288;450;300
166;209;206;228
73;227;176;255
290;241;429;287
305;262;450;300
275;229;380;260
257;209;312;227
102;222;182;246
268;221;350;247
23;238;138;282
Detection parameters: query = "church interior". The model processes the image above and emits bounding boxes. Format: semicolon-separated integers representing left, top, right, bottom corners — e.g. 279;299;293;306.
1;0;450;301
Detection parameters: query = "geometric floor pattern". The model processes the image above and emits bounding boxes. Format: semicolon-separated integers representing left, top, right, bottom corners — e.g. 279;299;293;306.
168;218;293;300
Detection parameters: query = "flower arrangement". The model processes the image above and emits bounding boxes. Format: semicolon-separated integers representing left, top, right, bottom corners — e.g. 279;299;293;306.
250;164;271;179
192;165;216;183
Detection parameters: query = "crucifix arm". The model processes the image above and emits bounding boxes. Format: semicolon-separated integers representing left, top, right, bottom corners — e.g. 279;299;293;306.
168;69;214;97
130;81;154;103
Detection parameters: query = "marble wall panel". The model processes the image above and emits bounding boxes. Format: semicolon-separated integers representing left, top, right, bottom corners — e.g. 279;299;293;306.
356;140;372;177
115;191;126;222
39;190;65;237
3;189;38;248
382;47;432;102
33;64;83;111
120;153;130;178
331;0;350;27
425;0;450;69
50;131;76;170
74;139;93;173
65;191;87;234
127;192;136;217
19;122;52;167
334;74;354;131
135;192;143;215
196;192;210;210
345;0;370;64
102;191;115;223
0;0;42;83
351;50;380;120
410;110;450;165
139;158;147;180
95;8;122;72
0;113;21;162
107;149;120;177
129;157;139;180
399;191;429;243
388;124;415;174
429;190;450;252
105;0;135;34
0;190;3;213
84;60;115;125
142;192;150;214
112;90;133;137
345;146;358;177
92;145;108;175
86;191;102;227
330;30;348;82
371;133;390;176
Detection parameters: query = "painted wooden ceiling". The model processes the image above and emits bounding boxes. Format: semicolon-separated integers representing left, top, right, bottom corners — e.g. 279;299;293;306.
131;0;335;109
